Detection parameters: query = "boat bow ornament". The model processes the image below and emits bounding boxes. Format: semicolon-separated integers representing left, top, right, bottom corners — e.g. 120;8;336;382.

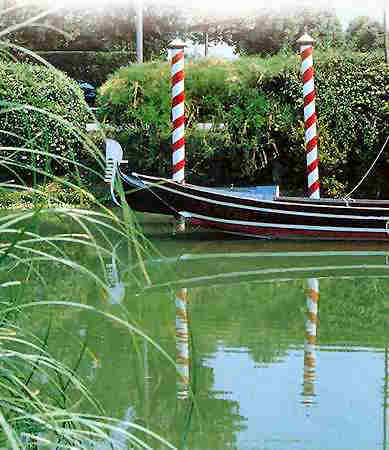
105;138;123;206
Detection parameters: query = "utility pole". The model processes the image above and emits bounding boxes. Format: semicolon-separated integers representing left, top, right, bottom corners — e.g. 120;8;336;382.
136;0;143;63
204;31;208;56
384;8;388;64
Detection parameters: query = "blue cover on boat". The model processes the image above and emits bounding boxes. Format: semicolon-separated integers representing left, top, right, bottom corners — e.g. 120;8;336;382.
213;185;279;200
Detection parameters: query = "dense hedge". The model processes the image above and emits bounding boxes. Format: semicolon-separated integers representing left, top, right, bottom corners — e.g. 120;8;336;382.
32;51;134;86
0;62;93;181
97;52;388;197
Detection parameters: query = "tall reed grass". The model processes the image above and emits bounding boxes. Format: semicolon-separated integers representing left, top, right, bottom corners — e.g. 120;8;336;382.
0;4;178;448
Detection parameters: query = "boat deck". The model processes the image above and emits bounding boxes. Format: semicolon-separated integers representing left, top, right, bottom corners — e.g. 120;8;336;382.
278;196;389;206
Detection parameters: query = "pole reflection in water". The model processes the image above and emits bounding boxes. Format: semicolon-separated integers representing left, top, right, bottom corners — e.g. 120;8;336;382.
302;277;319;407
144;340;151;418
105;246;125;305
175;288;190;400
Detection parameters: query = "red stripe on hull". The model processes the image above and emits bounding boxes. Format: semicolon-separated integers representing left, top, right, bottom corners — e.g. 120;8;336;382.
188;218;388;241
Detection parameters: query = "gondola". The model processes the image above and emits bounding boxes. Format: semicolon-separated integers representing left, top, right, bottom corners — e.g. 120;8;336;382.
105;139;389;241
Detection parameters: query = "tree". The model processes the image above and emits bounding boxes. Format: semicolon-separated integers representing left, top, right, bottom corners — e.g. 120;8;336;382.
248;8;343;55
140;1;188;59
189;7;344;56
1;0;188;58
346;16;384;52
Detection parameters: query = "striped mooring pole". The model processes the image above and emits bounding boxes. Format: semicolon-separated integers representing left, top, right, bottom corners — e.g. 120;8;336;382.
297;33;320;199
168;39;186;184
175;288;190;400
302;278;319;406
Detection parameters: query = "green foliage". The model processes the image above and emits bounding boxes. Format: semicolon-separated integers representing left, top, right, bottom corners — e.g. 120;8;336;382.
3;0;188;61
346;16;384;52
98;51;388;196
3;1;384;64
24;50;134;85
0;62;93;180
0;180;96;209
100;61;171;128
261;50;388;195
97;56;293;187
194;7;344;57
319;278;389;336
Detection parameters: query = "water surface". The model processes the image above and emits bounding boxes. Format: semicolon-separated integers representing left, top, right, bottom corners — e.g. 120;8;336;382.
4;212;388;449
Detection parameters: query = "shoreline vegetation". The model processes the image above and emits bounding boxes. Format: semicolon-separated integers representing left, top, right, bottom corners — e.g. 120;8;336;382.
0;49;387;210
97;50;388;199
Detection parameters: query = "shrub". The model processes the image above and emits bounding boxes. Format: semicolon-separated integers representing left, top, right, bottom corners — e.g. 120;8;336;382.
265;50;388;195
31;51;134;86
0;62;95;182
97;51;388;197
97;57;291;188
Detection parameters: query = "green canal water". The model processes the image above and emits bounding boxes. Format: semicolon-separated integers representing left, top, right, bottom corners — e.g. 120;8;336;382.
1;212;388;449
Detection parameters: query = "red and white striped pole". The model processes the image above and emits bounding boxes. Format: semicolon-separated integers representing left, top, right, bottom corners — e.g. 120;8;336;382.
297;33;320;199
168;39;186;184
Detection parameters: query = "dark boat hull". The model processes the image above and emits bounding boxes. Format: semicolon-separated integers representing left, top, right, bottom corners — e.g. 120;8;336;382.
120;171;389;241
